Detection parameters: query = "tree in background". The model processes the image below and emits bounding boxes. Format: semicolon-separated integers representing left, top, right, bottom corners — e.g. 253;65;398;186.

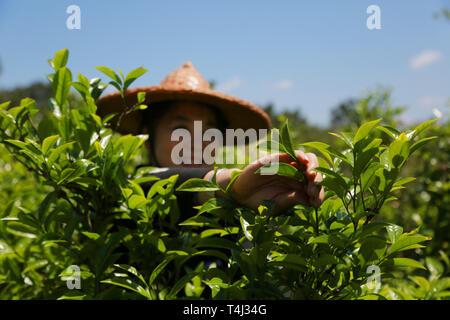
263;103;307;128
0;81;82;136
329;87;406;131
0;82;53;111
434;6;450;20
262;103;336;145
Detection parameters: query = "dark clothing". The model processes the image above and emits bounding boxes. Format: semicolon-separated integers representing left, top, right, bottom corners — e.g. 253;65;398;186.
139;167;212;219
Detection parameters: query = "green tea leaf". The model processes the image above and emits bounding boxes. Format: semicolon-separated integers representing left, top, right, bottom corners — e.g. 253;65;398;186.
128;195;148;209
167;272;200;299
409;136;438;156
47;141;75;167
314;167;346;184
42;135;60;156
351;222;389;242
195;237;238;251
5;139;35;153
360;236;386;262
360;162;383;192
96;66;122;85
425;257;444;277
81;232;101;240
408;276;430;292
270;254;307;266
308;234;329;244
58;168;76;185
256;162;304;181
240;215;253;241
124;67;148;91
137;91;146;104
200;229;231;238
388;133;409;168
72;81;88;98
57;292;88;300
329;131;354;148
52;48;69;70
133;175;160;184
225;170;242;196
0;101;11;110
196;197;235;215
393;258;426;270
113;264;148;285
354;118;382;144
386;224;403;244
354;146;380;177
176;178;219;192
179;216;221;228
78;72;90;87
193;249;230;262
407;119;438;140
135;104;148;110
279;120;296;161
101;277;152;299
52;67;72;112
149;256;176;285
393;177;415;187
302;141;349;165
388;235;430;255
116;135;143;163
377;125;400;139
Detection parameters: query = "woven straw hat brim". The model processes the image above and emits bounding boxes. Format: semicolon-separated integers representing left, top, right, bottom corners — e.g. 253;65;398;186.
96;86;271;135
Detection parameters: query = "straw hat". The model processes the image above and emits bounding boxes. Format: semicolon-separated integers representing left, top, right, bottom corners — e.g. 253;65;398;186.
96;61;271;135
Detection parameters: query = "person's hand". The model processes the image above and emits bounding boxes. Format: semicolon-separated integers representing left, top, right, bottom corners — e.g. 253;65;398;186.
229;150;324;214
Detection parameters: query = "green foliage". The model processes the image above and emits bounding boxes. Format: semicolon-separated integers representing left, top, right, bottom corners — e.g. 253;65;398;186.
332;87;406;129
0;49;448;300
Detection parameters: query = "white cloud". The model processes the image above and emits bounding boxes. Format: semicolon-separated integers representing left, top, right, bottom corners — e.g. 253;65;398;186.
432;108;442;119
216;76;242;93
410;50;442;69
274;79;293;89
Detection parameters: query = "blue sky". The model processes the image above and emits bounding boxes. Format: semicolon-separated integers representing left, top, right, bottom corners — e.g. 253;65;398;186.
0;0;449;126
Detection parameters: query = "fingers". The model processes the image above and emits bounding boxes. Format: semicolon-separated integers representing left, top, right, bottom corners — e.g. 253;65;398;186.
304;152;319;181
242;150;325;210
298;151;324;208
271;189;310;215
315;187;325;208
248;151;315;176
306;179;323;207
246;152;290;173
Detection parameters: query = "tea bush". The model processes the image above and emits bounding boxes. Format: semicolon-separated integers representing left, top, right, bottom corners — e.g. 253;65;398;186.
0;49;448;300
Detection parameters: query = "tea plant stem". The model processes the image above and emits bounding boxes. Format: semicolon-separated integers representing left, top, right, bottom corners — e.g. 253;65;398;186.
352;149;358;230
27;113;41;144
2;142;41;174
115;98;140;132
359;180;366;212
59;188;93;231
341;197;356;231
314;208;319;235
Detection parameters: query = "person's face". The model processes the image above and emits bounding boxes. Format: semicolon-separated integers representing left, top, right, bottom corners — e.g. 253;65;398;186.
148;101;220;167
